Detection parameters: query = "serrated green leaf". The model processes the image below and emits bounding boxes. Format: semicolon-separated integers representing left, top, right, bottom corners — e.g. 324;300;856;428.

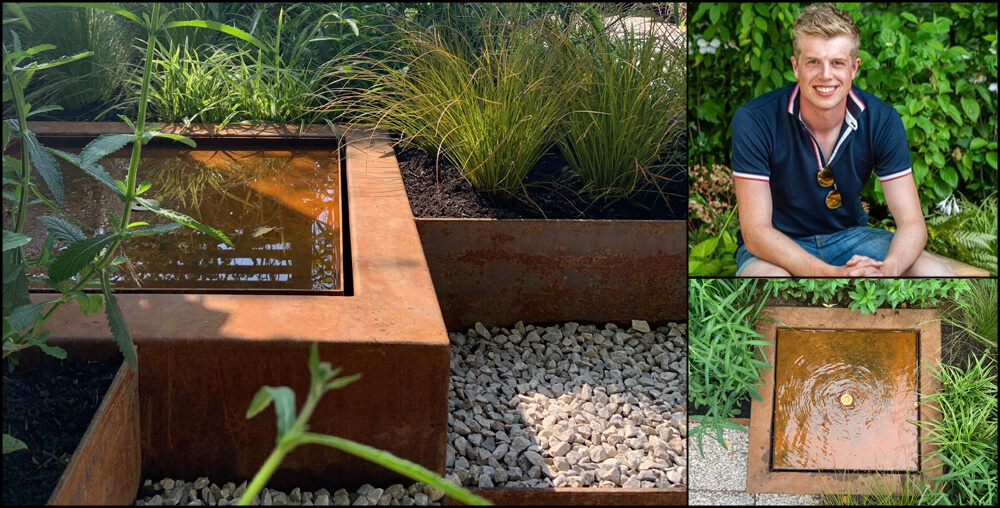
6;303;41;331
2;231;31;252
76;293;104;315
3;434;27;454
47;148;122;198
100;271;136;371
36;215;85;244
960;96;980;122
37;341;67;359
21;130;63;205
132;223;182;236
133;197;232;247
80;134;134;169
48;234;116;283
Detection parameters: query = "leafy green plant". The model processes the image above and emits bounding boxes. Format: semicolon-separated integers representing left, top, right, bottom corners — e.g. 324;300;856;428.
913;354;997;506
688;278;775;457
688;204;738;276
1;3;141;117
943;278;998;352
324;8;578;196
239;343;491;506
769;279;970;315
926;194;998;275
555;14;686;203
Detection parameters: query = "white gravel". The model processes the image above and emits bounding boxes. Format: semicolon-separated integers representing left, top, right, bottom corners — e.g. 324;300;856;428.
134;479;444;506
444;320;687;489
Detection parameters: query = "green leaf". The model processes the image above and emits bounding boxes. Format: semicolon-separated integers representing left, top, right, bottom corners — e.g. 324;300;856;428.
6;303;41;331
133;197;232;247
163;20;268;52
690;236;720;260
970;138;987;151
940;166;958;188
48;234;116;283
47;148;122;198
21;130;63;204
246;386;296;441
37;341;67;359
15;51;92;73
2;231;31;252
76;293;104;316
36;215;86;244
324;373;362;392
960;96;980;122
100;270;136;371
80;134;134;169
132;223;182;236
21;2;144;25
3;434;27;454
24;105;63;118
987;152;997;170
142;132;196;148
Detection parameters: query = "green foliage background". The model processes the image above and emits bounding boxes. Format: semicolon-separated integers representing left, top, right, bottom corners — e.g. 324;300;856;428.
688;2;998;216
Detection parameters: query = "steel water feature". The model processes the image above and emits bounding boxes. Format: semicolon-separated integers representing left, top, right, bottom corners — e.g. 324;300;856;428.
24;147;343;293
772;329;919;472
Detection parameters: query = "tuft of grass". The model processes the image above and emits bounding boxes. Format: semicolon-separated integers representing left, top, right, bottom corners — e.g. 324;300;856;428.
687;278;775;457
913;354;997;506
323;8;580;197
820;470;939;506
943;278;997;352
555;15;686;204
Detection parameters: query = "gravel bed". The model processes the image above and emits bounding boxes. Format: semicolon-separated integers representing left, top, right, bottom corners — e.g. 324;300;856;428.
444;320;687;489
134;479;445;506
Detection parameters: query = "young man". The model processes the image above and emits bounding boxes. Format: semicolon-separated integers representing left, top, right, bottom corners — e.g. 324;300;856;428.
730;3;955;277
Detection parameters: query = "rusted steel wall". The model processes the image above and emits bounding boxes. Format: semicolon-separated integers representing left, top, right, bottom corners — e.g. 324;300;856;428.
415;219;686;330
48;360;141;506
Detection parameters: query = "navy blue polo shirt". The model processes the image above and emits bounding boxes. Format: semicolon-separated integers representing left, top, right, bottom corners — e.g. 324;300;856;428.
730;83;912;247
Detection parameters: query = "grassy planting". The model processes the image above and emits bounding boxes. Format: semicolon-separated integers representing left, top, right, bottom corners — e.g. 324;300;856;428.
688;278;774;457
914;353;997;506
943;278;997;352
325;8;578;196
556;17;685;203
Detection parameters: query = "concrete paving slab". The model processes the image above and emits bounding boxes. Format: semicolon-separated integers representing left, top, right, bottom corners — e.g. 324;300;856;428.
688;421;749;491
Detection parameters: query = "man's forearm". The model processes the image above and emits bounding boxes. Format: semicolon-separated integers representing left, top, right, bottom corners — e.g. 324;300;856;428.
745;227;839;276
881;222;926;276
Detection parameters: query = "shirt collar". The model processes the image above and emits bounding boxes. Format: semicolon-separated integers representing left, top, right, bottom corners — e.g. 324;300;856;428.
787;83;867;129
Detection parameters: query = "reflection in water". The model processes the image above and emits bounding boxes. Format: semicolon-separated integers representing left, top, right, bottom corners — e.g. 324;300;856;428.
772;329;919;472
25;149;341;291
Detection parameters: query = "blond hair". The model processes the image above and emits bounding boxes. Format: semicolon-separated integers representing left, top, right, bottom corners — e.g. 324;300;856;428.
793;3;860;60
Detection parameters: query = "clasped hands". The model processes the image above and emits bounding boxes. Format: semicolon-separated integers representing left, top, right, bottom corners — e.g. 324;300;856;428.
836;254;889;277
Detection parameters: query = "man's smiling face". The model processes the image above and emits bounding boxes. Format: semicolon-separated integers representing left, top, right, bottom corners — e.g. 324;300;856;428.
791;34;860;115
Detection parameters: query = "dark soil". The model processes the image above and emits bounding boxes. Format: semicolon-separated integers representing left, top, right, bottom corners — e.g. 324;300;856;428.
2;358;121;506
393;143;687;220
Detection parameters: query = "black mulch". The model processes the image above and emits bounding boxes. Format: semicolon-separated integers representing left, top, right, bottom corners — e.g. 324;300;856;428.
2;358;121;506
393;143;687;220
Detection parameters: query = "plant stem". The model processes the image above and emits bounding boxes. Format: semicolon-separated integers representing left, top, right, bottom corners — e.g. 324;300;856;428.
237;443;292;506
4;46;33;266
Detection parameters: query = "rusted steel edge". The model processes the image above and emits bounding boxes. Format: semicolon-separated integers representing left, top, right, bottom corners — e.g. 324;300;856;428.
445;487;687;506
47;359;141;505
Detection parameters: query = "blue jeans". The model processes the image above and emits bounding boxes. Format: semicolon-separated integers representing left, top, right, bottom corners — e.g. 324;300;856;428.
735;226;894;276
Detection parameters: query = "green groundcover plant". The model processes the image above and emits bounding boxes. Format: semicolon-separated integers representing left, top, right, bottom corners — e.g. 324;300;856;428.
688;278;774;457
240;343;491;506
769;279;969;315
925;193;998;276
943;278;997;352
913;354;998;506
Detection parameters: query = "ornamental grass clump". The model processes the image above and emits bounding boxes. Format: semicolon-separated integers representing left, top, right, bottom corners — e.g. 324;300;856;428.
323;9;578;197
556;18;686;203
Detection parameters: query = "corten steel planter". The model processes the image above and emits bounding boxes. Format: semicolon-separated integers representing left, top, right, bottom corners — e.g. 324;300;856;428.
415;219;686;330
26;122;451;492
13;344;141;506
746;307;942;496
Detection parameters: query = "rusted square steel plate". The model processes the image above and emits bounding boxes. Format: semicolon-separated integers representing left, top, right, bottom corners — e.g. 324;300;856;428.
772;329;919;472
746;307;942;495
